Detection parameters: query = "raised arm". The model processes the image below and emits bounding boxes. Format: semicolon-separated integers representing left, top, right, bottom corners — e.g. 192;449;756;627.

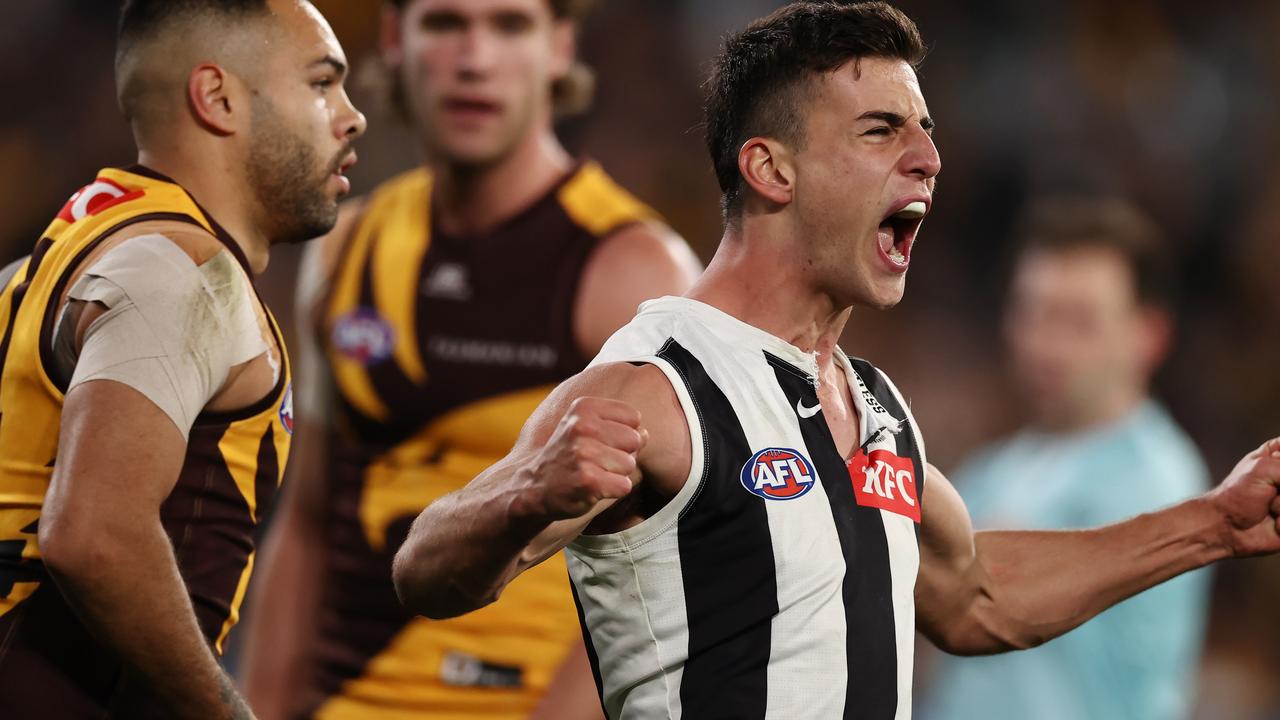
916;439;1280;656
392;361;685;619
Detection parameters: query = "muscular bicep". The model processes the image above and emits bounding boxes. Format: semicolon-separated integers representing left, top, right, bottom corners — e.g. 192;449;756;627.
43;381;188;547
916;463;983;645
493;369;639;569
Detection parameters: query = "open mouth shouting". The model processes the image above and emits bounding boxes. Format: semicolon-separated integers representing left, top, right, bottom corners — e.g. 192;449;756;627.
877;197;929;272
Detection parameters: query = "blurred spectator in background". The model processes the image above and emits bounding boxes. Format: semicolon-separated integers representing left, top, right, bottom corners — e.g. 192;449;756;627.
919;196;1211;720
238;1;698;719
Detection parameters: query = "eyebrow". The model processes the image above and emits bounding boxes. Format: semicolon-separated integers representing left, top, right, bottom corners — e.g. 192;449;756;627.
309;55;348;77
857;110;936;132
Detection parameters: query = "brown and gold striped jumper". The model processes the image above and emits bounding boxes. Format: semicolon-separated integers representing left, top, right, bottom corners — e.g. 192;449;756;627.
299;161;656;720
0;166;292;717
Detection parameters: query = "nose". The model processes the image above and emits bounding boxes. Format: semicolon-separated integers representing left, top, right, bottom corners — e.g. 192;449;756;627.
903;124;941;181
337;90;367;142
457;25;497;77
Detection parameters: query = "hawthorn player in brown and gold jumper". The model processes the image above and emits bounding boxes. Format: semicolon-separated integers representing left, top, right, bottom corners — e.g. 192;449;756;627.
239;1;700;719
0;1;364;718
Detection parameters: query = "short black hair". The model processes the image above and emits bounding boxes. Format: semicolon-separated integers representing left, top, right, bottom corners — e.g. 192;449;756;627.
1014;196;1174;307
116;0;274;123
704;1;926;217
117;0;271;51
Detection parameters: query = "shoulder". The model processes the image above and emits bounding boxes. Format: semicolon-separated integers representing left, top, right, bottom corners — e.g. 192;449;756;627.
561;361;691;492
78;227;258;331
95;218;225;270
557;161;660;238
574;217;701;357
523;361;684;451
563;160;700;296
555;361;677;412
371;167;432;205
515;360;685;470
582;221;701;292
79;224;230;304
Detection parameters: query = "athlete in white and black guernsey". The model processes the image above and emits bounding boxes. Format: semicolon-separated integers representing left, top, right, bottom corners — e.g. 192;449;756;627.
392;3;1280;719
564;297;926;718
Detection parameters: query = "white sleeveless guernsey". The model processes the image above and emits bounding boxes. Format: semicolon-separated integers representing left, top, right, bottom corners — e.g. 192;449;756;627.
566;297;928;720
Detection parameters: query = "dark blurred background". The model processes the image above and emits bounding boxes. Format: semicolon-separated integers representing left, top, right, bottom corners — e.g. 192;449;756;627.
4;1;1278;717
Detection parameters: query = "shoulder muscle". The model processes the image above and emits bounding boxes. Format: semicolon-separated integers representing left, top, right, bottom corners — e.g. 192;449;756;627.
573;222;702;356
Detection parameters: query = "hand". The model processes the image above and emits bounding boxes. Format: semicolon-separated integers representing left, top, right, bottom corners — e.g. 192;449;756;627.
1208;437;1280;556
519;397;648;521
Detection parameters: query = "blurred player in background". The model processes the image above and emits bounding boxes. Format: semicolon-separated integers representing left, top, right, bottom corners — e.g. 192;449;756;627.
239;1;699;719
920;197;1211;720
0;0;363;718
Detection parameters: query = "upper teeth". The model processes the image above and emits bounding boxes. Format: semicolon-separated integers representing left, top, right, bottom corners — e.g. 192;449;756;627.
893;201;927;220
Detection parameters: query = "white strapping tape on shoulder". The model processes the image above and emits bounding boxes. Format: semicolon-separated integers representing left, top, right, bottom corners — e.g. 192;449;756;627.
65;233;269;435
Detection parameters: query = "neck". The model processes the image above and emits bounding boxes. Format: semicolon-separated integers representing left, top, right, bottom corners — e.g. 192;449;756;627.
136;146;270;274
688;215;850;365
430;129;571;237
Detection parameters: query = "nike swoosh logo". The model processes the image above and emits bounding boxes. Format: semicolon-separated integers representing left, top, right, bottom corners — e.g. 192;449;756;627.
796;399;822;419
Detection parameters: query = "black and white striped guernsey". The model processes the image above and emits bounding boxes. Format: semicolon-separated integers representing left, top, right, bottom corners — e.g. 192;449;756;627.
566;296;927;720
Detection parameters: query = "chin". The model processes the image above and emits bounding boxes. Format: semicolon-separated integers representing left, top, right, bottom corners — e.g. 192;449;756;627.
287;207;340;245
863;281;907;310
423;126;510;167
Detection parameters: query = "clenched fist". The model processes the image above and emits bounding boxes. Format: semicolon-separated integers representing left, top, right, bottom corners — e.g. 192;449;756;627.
1208;437;1280;557
522;397;648;521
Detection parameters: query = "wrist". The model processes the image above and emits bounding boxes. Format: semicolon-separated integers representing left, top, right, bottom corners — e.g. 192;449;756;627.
1183;495;1236;563
504;466;552;540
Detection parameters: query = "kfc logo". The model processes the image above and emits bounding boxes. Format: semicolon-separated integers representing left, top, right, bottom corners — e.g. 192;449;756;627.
848;448;919;522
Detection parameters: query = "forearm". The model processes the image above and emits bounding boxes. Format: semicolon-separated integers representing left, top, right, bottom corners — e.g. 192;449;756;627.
941;497;1229;655
392;463;548;619
44;520;252;720
393;377;655;619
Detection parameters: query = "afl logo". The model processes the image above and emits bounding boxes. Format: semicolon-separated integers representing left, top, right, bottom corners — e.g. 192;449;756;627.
332;308;395;365
740;447;817;501
278;384;294;435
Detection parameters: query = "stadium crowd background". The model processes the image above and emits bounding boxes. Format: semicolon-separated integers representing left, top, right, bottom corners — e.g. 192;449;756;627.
2;1;1278;717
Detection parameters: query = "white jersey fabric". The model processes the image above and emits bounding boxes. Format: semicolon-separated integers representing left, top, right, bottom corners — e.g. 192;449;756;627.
566;296;928;720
